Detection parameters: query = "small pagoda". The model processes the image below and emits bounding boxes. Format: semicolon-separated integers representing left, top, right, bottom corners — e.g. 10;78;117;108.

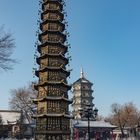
33;0;72;139
72;69;94;119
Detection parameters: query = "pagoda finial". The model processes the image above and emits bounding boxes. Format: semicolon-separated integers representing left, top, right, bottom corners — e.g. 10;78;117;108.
80;67;84;79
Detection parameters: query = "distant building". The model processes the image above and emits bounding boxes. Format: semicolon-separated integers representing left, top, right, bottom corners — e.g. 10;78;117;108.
0;110;21;125
73;120;117;140
0;110;21;138
0;110;33;139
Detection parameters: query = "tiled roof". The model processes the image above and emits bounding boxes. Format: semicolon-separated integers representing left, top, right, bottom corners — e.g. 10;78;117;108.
73;77;93;85
73;120;117;129
0;110;21;125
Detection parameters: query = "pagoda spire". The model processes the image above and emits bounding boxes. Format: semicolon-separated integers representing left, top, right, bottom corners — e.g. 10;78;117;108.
80;67;84;79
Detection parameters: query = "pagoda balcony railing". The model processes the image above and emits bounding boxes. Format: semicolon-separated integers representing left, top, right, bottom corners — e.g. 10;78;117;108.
39;41;67;49
37;110;69;115
46;126;62;131
39;52;66;58
48;27;60;31
41;10;64;21
41;12;64;22
39;79;61;84
44;28;64;32
40;30;66;39
39;65;65;70
42;18;63;25
37;41;67;53
40;21;65;32
42;17;62;22
41;38;65;44
44;7;62;13
38;79;67;85
38;30;66;41
38;94;68;98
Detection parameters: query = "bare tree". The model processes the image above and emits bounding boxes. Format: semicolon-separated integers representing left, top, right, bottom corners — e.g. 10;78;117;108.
0;26;16;71
106;102;140;137
9;84;37;124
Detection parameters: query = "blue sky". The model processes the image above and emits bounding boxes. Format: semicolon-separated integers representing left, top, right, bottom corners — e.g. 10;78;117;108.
0;0;140;117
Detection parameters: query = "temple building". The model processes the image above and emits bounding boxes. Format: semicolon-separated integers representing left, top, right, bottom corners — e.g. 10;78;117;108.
33;0;72;139
0;110;34;139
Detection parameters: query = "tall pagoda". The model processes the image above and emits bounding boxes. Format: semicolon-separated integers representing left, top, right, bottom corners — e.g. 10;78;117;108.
33;0;72;139
72;69;94;119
